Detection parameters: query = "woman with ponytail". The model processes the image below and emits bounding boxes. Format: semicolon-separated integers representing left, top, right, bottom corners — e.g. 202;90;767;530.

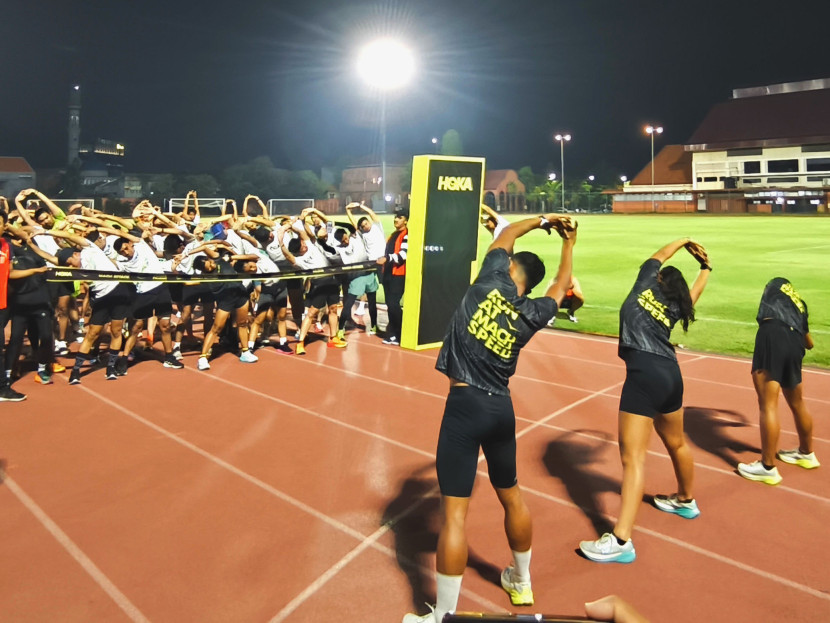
580;238;711;564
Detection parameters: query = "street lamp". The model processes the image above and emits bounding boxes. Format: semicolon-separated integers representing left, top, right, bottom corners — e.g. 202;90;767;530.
645;124;664;212
587;175;595;182
548;172;557;181
357;39;415;210
554;133;571;212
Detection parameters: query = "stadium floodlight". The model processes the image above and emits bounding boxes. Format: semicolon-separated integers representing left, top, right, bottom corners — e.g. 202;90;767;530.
553;133;572;211
620;175;628;182
588;175;595;181
431;137;438;144
357;38;416;209
645;124;664;212
548;173;556;181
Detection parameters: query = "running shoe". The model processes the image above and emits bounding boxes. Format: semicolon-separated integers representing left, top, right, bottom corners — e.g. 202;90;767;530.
35;371;53;385
382;336;399;346
295;343;306;356
777;449;820;469
336;329;346;340
106;365;118;380
239;350;259;363
197;356;211;371
68;369;81;385
51;363;66;373
500;566;534;606
579;533;636;563
274;342;293;355
163;354;185;369
402;604;437;623
172;347;184;361
116;357;129;376
568;314;579;323
294;330;301;340
737;460;782;485
54;341;70;356
368;325;378;335
328;337;347;349
0;386;27;402
653;494;700;519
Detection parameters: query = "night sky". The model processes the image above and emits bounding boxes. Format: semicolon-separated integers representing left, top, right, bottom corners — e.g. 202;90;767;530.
3;0;829;179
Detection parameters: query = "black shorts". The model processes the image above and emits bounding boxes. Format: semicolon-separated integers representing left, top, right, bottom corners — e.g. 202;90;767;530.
182;283;215;306
306;279;339;310
167;282;184;304
89;284;133;326
752;319;805;389
215;289;249;313
559;295;574;310
132;287;173;320
48;280;75;302
436;385;517;497
619;348;684;418
257;282;288;313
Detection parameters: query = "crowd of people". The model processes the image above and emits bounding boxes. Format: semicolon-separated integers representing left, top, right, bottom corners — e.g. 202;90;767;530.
0;190;411;399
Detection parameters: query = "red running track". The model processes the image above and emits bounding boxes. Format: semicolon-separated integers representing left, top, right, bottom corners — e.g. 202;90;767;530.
0;327;828;622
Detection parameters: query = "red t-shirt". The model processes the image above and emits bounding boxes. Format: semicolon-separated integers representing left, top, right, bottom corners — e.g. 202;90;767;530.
0;238;11;310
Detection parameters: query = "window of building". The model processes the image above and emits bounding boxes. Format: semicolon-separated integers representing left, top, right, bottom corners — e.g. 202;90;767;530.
703;176;718;182
805;158;830;173
743;161;761;174
727;148;763;157
768;177;799;183
767;159;799;173
802;144;830;153
741;178;761;184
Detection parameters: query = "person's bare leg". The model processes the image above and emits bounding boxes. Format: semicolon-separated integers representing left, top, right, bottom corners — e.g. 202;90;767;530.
158;317;173;354
570;294;584;315
436;495;471;575
56;295;71;341
298;307;317;343
121;319;145;356
613;411;653;541
277;307;287;339
146;315;157;346
201;310;229;357
328;306;339;339
654;408;694;500
235;306;250;350
494;484;532;553
753;370;781;465
782;384;813;455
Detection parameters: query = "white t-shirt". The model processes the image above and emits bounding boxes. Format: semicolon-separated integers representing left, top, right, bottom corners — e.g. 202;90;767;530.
32;230;59;265
293;242;328;271
81;243;120;298
359;222;386;261
102;234;121;260
116;240;164;294
178;240;205;275
336;236;369;265
493;215;510;239
265;229;294;264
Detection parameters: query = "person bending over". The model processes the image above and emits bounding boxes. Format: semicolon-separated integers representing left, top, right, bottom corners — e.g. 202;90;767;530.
738;278;819;484
579;238;711;564
403;214;577;623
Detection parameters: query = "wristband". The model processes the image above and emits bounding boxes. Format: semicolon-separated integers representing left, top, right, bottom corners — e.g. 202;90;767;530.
701;263;712;271
539;216;549;227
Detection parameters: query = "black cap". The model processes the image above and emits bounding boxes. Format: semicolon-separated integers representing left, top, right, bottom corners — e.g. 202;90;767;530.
394;208;409;220
56;247;79;266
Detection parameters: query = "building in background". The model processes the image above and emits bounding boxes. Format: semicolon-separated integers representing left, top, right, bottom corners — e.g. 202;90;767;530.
482;169;526;212
615;77;830;213
0;157;37;198
340;163;408;210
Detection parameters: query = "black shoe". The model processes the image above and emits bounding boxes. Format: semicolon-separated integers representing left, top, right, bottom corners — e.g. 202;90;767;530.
106;366;118;380
115;357;128;376
163;354;184;369
274;342;294;355
54;345;70;357
69;369;81;385
0;385;26;402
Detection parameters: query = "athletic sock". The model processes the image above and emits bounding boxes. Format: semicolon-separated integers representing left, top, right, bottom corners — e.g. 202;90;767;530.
678;497;693;504
173;341;181;350
434;573;463;622
5;369;11;380
247;341;255;350
613;533;628;546
37;364;46;373
73;355;85;371
762;463;775;471
108;352;118;367
279;337;287;345
511;548;531;583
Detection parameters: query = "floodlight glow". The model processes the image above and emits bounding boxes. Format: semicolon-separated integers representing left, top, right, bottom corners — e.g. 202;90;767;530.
357;39;415;90
548;173;556;181
588;175;595;181
73;85;80;91
431;137;438;144
554;133;571;142
385;194;393;202
620;175;628;182
646;125;664;134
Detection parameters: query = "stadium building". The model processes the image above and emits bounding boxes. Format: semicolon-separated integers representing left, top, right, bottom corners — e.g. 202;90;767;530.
614;77;830;214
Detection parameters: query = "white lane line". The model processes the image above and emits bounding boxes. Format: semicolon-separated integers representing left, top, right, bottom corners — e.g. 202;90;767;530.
1;472;151;623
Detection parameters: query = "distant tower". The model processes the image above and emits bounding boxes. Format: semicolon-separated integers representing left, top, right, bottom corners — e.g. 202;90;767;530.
68;84;81;165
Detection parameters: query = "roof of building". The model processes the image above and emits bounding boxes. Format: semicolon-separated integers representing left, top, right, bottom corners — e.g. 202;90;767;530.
0;157;34;174
687;85;830;151
629;145;693;186
483;169;523;191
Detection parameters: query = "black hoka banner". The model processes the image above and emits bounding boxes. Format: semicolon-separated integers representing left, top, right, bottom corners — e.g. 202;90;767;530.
46;260;377;283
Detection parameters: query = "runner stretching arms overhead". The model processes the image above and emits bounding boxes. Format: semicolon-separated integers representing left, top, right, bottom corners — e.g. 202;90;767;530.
737;278;818;485
579;238;711;564
403;214;577;623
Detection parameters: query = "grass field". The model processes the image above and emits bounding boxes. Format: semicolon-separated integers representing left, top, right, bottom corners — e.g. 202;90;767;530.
372;213;830;367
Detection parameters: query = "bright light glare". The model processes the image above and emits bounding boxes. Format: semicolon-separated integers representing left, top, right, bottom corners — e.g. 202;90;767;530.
646;125;664;134
554;133;572;142
588;175;595;181
431;137;438;144
73;85;80;90
357;39;415;90
620;175;628;182
548;173;557;181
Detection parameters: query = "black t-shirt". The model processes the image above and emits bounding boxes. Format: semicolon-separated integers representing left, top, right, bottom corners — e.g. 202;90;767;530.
9;245;50;308
618;259;681;361
435;248;558;395
209;259;247;298
756;278;809;336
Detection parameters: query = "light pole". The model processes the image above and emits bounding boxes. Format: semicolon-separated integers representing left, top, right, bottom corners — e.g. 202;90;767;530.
431;137;439;154
554;133;571;212
357;39;415;211
645;124;664;212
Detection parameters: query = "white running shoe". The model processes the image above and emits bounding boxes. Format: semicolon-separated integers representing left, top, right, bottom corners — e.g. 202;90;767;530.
239;351;258;363
197;356;210;371
579;532;636;563
500;566;534;605
777;449;820;469
653;494;700;519
569;314;579;323
737;460;782;485
402;604;437;623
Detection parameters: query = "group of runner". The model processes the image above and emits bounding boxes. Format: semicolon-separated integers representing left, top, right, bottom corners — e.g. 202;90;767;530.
404;213;819;622
0;190;411;398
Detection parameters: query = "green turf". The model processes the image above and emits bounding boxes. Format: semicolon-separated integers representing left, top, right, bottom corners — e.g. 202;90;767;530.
373;213;830;366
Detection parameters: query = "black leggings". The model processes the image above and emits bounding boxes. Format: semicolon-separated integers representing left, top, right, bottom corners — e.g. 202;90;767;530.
383;276;405;340
6;306;54;370
338;291;378;331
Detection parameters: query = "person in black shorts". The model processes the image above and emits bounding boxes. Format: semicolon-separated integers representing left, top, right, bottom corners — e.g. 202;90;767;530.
193;254;259;370
579;238;711;564
402;214;577;623
738;278;819;484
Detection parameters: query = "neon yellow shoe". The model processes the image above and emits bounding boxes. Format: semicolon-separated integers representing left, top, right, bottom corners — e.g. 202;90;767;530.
295;342;306;356
336;329;345;340
500;566;534;606
328;337;347;349
777;449;820;469
737;460;782;485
